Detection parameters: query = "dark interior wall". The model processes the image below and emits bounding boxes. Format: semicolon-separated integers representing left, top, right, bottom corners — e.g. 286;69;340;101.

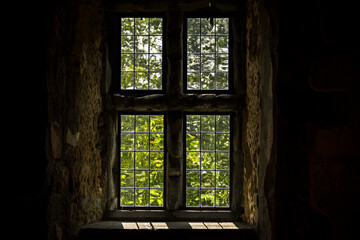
276;0;360;239
6;0;106;239
4;1;50;239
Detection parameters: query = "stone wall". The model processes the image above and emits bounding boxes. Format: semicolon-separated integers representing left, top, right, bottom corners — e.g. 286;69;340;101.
46;0;106;239
243;2;277;240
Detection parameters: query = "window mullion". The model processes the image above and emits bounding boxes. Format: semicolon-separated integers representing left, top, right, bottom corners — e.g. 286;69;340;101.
166;112;184;210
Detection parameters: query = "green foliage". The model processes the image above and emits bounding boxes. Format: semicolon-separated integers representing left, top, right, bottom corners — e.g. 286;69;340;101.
121;152;134;169
150;189;163;206
120;18;163;90
135;189;149;206
216;152;230;169
186;171;200;188
135;152;149;169
186;133;200;151
120;113;230;208
201;152;215;169
187;18;229;90
120;114;164;207
186;115;231;207
201;190;215;207
150;171;163;188
186;189;200;206
120;189;134;206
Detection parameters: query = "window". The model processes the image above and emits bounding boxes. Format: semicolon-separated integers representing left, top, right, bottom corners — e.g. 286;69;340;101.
106;7;243;220
185;114;231;208
185;18;230;91
119;16;165;92
119;114;165;208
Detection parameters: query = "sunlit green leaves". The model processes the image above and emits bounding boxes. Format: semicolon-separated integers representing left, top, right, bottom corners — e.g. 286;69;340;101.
150;189;163;206
201;115;215;132
187;36;200;53
121;36;134;53
135;17;149;35
121;18;134;35
186;18;229;90
135;189;149;206
186;189;200;206
187;54;200;72
121;170;134;187
201;152;215;169
200;18;215;35
216;152;230;169
120;114;164;207
136;115;149;132
150;152;164;169
186;114;231;208
135;170;149;187
135;152;149;169
150;115;164;132
216;115;230;132
201;171;215;188
216;171;230;188
186;133;200;151
121;54;134;71
120;17;163;90
121;152;134;169
216;190;229;207
150;36;162;53
216;36;228;53
187;171;200;188
187;18;200;34
120;189;134;206
121;133;134;150
187;152;200;169
150;171;163;188
201;189;215;207
150;18;162;35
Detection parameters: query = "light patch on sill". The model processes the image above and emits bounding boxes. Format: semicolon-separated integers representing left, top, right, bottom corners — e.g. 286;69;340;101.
83;221;248;230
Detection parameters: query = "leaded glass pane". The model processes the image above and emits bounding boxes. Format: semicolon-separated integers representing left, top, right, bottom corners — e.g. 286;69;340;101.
120;17;163;90
186;114;231;208
186;18;230;90
120;114;165;207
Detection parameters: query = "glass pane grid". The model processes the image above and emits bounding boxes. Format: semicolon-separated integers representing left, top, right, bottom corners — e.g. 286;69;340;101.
186;115;230;208
120;114;164;208
186;18;229;90
121;17;163;90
